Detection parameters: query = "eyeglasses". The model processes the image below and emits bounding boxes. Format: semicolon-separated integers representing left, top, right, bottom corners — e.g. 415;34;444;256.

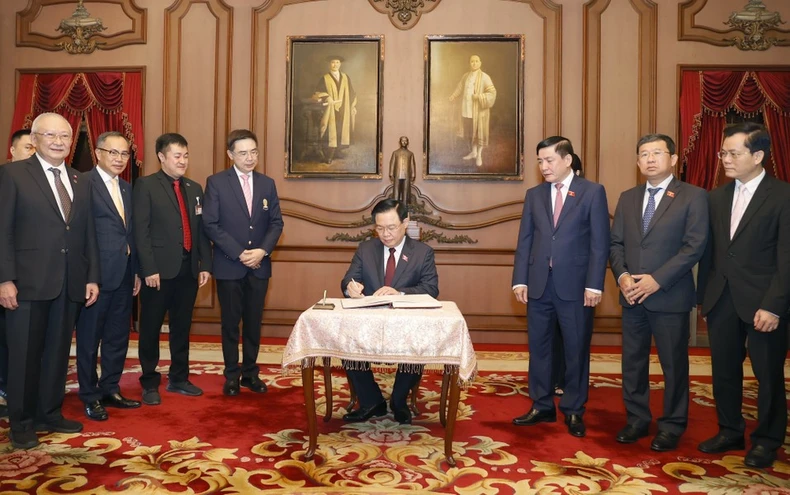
717;150;751;160
233;150;259;159
98;148;131;160
34;131;72;142
638;150;671;160
374;223;403;235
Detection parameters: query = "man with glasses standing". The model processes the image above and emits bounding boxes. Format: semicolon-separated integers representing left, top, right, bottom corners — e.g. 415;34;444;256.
340;199;439;425
203;129;283;396
697;122;790;468
0;113;100;449
609;134;708;452
76;132;142;422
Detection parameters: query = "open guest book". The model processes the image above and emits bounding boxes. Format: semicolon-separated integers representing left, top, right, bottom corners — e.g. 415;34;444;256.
339;294;442;309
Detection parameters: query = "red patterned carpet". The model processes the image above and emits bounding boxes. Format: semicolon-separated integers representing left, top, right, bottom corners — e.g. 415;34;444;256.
0;348;788;494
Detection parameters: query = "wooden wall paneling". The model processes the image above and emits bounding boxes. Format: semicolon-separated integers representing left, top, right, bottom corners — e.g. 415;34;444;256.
16;0;147;51
164;0;233;320
678;0;790;48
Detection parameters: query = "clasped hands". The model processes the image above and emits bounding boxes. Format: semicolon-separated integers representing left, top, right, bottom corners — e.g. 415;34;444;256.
618;273;660;305
239;249;265;270
346;279;399;299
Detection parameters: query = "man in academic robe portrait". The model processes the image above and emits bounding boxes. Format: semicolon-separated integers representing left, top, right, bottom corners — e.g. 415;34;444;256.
133;133;212;406
0;113;100;450
449;55;496;167
340;199;439;425
0;129;37;417
312;56;357;164
511;136;610;438
609;133;709;452
203;129;284;397
76;131;142;422
697;122;790;469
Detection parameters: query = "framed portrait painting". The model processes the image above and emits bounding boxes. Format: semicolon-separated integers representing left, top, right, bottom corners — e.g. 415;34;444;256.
424;35;524;180
285;35;384;179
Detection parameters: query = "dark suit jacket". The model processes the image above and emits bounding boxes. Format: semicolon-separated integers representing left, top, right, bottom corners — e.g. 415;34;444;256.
0;156;99;301
88;168;136;291
610;178;709;312
133;170;212;280
340;236;439;298
698;175;790;321
202;168;284;280
512;176;610;301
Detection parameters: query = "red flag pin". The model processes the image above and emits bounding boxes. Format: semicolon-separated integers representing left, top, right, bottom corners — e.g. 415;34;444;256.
568;191;576;197
666;191;675;198
402;255;409;262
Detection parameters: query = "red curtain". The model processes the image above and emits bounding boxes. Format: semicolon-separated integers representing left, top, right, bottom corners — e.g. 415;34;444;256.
6;72;144;182
680;70;790;189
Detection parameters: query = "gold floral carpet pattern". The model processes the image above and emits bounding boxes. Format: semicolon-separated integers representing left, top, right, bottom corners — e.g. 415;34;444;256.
0;346;788;494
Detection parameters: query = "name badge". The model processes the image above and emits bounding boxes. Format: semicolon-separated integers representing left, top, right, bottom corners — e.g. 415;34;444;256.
195;197;203;216
263;198;269;211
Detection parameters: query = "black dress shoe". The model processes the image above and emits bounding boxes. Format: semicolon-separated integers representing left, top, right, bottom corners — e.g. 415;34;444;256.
390;401;412;425
698;433;745;454
565;414;586;437
616;424;649;444
223;378;240;396
240;376;267;394
513;408;557;426
142;388;161;406
35;417;83;433
342;401;387;422
166;380;203;396
84;401;108;421
650;430;680;452
744;445;777;469
102;393;141;409
9;429;38;450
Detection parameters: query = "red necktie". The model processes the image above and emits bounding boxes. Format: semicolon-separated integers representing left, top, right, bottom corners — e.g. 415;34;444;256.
384;247;396;287
173;179;192;252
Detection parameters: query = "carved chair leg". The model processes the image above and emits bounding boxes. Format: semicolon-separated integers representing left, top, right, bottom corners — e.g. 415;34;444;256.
439;366;451;427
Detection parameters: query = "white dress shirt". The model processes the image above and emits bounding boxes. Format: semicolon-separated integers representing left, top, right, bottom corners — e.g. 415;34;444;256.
37;153;73;221
234;165;253;196
641;174;674;214
732;168;766;217
383;236;406;272
96;166;123;207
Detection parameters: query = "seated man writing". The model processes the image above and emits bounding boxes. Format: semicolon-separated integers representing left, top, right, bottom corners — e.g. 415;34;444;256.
340;199;439;424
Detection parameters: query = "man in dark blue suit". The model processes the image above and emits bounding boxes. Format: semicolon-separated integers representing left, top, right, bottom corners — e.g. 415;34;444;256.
76;132;142;421
203;129;284;396
340;199;439;425
512;136;610;437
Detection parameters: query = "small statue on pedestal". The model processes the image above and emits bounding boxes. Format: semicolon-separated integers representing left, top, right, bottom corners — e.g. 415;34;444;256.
389;136;416;207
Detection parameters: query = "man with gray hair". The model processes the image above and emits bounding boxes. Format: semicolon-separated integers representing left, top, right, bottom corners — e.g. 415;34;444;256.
0;112;100;449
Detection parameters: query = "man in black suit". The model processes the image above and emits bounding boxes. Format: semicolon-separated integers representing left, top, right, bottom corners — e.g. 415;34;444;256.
0;113;100;449
340;199;439;425
610;134;709;452
0;129;37;418
203;129;284;396
697;122;790;469
133;133;212;406
76;132;142;421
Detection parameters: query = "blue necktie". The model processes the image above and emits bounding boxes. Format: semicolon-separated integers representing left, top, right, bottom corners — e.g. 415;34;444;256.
642;187;660;234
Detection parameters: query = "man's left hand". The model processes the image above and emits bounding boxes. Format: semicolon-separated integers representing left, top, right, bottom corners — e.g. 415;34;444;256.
626;274;660;304
133;275;141;296
85;283;99;307
373;286;400;296
198;271;211;288
583;290;601;307
754;309;780;332
240;249;265;269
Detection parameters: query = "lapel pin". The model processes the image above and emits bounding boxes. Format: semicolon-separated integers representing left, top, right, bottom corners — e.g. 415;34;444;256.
263;199;269;211
402;255;408;262
666;191;675;198
568;191;576;197
186;182;191;187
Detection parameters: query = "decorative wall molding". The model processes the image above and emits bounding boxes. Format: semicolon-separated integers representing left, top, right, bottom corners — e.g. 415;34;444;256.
163;0;232;173
16;0;147;52
678;0;790;49
368;0;442;30
583;0;657;182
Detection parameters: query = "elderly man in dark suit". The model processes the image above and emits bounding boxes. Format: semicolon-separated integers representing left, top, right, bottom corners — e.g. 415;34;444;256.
511;136;610;438
76;132;142;422
697;122;790;469
340;199;439;425
203;129;284;396
609;134;709;452
133;133;212;406
0;113;100;449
